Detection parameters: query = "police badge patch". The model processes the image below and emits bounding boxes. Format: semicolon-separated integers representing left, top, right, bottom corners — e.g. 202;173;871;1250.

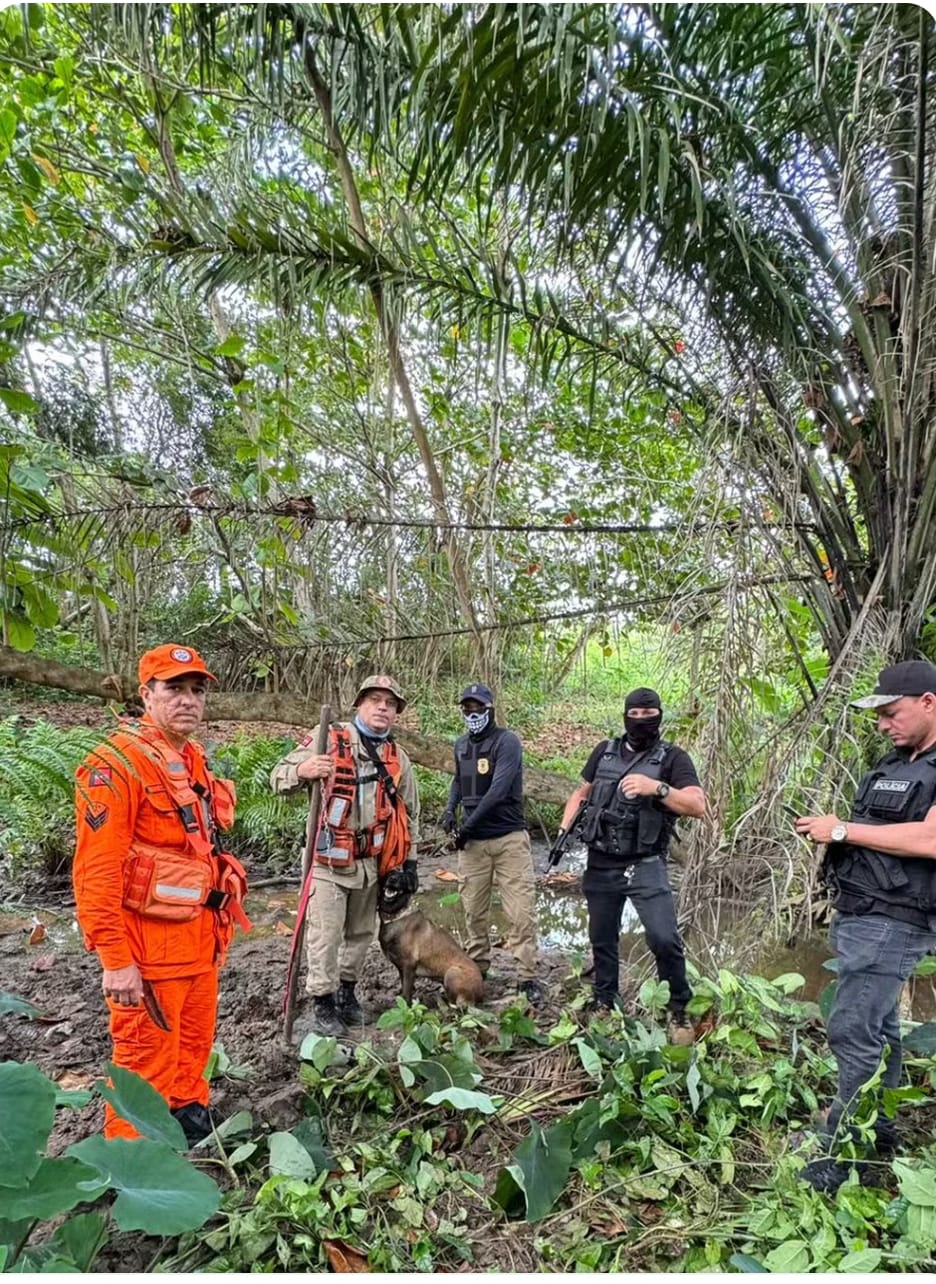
478;758;490;774
88;766;113;787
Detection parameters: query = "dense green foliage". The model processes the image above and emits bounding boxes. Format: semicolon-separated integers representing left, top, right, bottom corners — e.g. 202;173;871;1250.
158;970;936;1272
0;1052;220;1271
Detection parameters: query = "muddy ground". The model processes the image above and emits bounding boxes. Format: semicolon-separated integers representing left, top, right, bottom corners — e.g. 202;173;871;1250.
0;856;581;1157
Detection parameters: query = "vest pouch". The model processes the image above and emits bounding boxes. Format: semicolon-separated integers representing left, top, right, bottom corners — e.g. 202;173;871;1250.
314;824;356;870
213;851;252;932
860;849;911;891
325;795;351;828
213;777;237;831
637;804;666;854
123;842;210;922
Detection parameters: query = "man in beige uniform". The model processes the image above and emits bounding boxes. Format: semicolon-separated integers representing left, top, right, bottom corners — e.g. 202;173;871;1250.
271;675;419;1036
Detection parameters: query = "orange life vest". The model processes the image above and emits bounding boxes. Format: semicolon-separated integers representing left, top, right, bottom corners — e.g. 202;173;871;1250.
119;723;251;933
315;727;410;877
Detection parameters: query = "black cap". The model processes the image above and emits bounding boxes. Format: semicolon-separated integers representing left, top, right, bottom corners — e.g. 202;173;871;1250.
851;660;936;709
459;682;495;706
625;687;662;712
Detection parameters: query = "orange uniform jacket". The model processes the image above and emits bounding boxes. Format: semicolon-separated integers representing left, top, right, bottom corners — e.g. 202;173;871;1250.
73;718;228;979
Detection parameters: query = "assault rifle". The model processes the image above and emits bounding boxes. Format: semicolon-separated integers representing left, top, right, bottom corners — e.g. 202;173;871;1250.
547;798;589;868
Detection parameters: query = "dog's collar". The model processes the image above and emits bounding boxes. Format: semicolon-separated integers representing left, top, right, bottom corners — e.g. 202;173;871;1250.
379;900;420;924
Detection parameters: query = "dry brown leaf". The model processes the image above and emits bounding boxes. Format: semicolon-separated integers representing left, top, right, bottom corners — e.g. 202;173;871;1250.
29;922;47;945
273;921;293;936
544;871;578;887
434;869;458;882
57;1070;96;1091
323;1240;371;1273
32;954;55;972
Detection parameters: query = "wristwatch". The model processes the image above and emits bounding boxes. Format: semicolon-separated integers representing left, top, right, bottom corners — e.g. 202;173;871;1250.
830;821;848;842
655;782;670;800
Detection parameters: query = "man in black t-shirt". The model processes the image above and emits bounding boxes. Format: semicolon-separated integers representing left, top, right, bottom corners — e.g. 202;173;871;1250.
558;687;705;1041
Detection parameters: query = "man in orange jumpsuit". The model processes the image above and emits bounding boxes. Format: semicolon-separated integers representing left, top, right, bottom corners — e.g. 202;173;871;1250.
73;644;247;1145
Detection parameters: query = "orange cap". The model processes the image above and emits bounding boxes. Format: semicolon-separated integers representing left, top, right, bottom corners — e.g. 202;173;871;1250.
138;644;217;685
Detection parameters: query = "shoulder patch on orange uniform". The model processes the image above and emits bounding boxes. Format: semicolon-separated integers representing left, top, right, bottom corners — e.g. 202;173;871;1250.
85;804;109;831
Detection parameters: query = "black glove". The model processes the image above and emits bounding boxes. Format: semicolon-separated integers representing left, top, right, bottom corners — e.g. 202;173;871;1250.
441;811;456;834
455;829;470;851
384;859;419;895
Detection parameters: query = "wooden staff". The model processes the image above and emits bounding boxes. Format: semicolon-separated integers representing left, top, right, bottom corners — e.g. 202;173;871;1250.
283;704;331;1044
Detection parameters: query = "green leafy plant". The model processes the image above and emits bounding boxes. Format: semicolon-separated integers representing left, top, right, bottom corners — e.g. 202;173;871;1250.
0;1060;220;1272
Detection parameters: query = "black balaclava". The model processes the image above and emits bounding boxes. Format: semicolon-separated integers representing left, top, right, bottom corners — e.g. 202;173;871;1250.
624;687;662;752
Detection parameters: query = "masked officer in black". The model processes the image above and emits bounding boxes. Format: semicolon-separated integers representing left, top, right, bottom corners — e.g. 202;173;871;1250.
795;659;936;1193
558;687;705;1041
443;683;545;1006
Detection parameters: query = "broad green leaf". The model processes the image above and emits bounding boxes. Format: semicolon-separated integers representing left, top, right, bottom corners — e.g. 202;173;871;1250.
66;1136;220;1234
268;1130;317;1179
491;1164;525;1218
894;1159;936;1207
572;1037;603;1079
297;1033;346;1070
912;956;936;977
770;972;805;994
2;613;36;653
423;1087;497;1113
818;980;838;1024
837;1248;882;1272
1;1158;107;1220
98;1064;187;1151
0;992;39;1018
728;1253;768;1272
47;1212;108;1271
0;1061;56;1187
903;1022;936;1055
500;1119;573;1222
0;388;39;416
290;1118;336;1175
763;1240;810;1273
215;334;245;357
686;1058;701;1113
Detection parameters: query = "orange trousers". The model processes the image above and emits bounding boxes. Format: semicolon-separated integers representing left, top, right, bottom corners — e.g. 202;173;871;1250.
104;968;219;1140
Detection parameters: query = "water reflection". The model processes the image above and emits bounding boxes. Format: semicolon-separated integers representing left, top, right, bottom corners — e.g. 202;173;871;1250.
239;871;936;1020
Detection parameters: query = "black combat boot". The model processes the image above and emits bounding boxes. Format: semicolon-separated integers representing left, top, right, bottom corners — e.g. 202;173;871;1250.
312;993;346;1037
171;1102;220;1147
518;978;547;1007
336;980;364;1025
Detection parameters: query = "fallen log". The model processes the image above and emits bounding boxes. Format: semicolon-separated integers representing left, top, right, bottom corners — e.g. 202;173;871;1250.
0;646;577;805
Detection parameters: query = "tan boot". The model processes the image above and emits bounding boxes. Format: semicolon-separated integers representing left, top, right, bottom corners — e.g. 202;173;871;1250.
667;1007;695;1046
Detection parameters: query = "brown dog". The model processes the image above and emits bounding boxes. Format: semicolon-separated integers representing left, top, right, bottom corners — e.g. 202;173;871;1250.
378;887;484;1007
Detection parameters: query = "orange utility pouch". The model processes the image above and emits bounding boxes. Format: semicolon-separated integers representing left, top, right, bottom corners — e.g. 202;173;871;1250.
122;841;212;922
206;851;252;931
212;777;237;831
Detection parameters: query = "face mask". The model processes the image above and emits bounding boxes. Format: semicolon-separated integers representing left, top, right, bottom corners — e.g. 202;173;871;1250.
464;710;491;736
625;714;661;751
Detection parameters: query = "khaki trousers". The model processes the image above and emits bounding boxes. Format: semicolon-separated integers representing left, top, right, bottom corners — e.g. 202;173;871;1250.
304;857;380;997
458;830;538;977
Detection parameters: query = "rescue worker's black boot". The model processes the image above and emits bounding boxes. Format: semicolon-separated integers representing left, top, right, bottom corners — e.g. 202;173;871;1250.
336;980;363;1026
518;978;547;1007
172;1102;219;1147
312;993;346;1037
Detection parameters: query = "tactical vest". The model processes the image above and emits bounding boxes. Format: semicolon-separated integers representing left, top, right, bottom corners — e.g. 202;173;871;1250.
118;722;249;932
828;747;936;928
579;738;675;859
455;726;510;814
315;726;407;873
